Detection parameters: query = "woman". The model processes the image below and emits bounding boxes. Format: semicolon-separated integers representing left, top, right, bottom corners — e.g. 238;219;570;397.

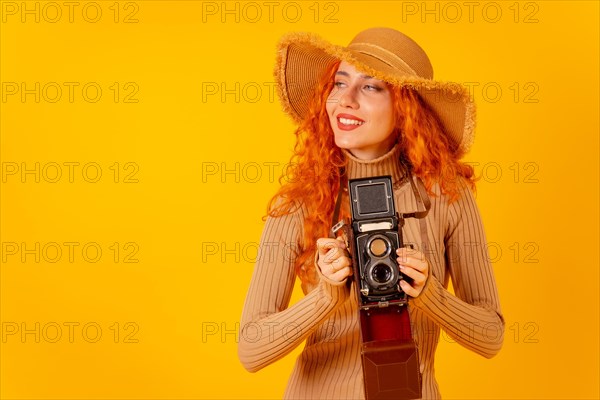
238;27;504;399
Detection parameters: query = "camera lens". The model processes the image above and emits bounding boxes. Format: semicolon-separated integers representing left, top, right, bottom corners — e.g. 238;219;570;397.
371;264;392;284
368;237;388;257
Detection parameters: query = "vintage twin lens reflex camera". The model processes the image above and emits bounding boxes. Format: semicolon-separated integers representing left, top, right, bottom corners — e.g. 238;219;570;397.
332;175;423;400
333;175;410;308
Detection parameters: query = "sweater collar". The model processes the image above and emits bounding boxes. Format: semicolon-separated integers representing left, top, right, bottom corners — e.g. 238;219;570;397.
343;143;410;186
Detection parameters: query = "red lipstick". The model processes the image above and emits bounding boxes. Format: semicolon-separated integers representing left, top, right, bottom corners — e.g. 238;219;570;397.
336;113;365;131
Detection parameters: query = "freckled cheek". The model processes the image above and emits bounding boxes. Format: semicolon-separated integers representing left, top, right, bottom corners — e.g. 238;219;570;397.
325;99;336;118
381;107;395;132
325;109;336;130
386;115;396;132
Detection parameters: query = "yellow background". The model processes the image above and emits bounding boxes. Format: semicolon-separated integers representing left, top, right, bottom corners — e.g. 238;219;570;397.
1;1;598;399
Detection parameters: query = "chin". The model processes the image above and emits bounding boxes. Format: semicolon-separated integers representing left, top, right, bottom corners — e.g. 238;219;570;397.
334;128;358;142
333;135;359;151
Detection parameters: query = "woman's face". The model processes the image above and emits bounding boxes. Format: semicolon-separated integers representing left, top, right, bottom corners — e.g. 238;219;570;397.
326;61;397;160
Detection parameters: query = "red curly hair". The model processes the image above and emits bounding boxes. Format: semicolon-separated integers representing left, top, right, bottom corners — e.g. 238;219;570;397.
266;60;476;287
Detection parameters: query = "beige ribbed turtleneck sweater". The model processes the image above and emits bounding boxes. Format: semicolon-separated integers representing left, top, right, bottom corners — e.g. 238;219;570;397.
238;144;504;399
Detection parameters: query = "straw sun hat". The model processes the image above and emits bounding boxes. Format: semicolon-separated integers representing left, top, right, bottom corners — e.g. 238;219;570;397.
274;27;476;156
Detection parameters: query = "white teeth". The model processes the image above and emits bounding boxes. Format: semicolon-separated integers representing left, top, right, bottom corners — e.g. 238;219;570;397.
339;117;364;126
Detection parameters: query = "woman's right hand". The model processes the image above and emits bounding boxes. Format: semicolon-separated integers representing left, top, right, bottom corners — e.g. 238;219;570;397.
316;237;353;283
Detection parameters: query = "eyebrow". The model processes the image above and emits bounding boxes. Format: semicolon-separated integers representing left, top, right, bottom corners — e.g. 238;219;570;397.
335;70;374;80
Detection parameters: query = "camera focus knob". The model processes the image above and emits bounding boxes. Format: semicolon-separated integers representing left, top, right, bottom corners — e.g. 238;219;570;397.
369;238;388;257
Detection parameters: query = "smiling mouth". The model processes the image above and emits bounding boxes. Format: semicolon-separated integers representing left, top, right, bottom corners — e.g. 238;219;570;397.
338;117;364;126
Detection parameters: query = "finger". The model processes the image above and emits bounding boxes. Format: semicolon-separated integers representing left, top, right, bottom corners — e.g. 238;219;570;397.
334;244;351;260
317;238;339;256
399;279;418;297
398;264;426;286
323;244;351;265
406;258;428;274
330;255;351;271
396;252;428;273
317;237;347;255
331;266;353;281
395;247;422;261
396;246;420;258
395;247;425;263
323;246;345;264
324;256;351;281
397;255;428;275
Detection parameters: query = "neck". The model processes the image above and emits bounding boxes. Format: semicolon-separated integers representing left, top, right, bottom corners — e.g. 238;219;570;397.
342;143;410;186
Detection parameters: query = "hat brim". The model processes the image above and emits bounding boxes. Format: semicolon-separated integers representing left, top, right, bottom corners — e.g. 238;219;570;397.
274;31;476;157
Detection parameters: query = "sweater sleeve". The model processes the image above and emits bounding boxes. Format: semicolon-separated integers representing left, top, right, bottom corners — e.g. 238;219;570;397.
410;183;505;358
238;205;349;372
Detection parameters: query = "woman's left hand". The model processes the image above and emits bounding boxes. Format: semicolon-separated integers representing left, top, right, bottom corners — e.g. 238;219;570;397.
395;247;430;298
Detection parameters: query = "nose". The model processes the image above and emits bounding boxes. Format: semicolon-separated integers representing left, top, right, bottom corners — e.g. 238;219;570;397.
338;87;359;109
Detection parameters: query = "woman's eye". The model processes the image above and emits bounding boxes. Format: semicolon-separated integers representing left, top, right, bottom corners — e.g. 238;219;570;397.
365;84;382;92
334;81;346;88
